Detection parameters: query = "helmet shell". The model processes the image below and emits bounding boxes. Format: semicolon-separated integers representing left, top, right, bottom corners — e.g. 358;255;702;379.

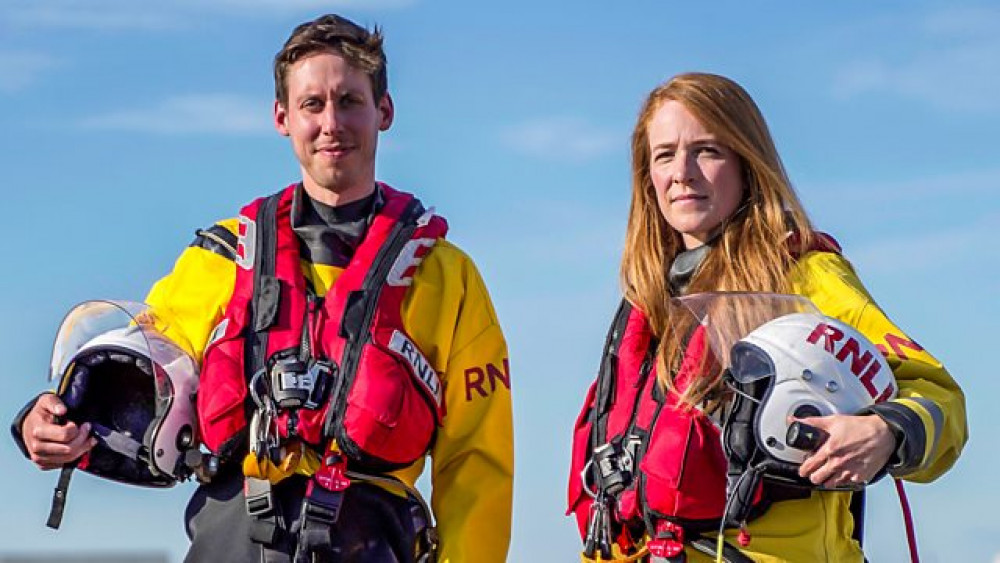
52;301;199;486
731;312;897;464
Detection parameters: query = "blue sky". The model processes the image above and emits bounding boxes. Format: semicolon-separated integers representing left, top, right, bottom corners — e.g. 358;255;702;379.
1;1;998;561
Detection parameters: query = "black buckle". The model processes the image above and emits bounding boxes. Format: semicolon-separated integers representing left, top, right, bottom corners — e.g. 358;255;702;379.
303;359;335;410
592;441;629;496
303;481;344;525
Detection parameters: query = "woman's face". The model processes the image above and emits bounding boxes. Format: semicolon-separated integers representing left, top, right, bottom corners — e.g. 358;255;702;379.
647;100;745;249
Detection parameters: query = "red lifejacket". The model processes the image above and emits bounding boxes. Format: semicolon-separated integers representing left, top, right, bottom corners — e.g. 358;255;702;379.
198;183;448;469
568;234;844;555
568;302;743;554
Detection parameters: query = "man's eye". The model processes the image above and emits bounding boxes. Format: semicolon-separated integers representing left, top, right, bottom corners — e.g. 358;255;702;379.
339;95;361;108
302;99;323;111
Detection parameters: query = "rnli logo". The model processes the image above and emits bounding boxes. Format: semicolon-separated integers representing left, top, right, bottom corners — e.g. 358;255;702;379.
388;330;443;408
805;322;896;402
386;238;436;287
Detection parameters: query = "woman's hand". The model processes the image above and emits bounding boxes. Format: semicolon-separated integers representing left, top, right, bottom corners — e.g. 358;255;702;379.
795;413;896;488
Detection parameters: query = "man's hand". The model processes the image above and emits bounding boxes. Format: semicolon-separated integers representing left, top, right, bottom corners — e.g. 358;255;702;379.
796;413;895;488
22;393;97;470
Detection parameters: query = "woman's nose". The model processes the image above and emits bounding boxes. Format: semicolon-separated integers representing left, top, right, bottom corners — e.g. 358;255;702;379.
671;153;696;185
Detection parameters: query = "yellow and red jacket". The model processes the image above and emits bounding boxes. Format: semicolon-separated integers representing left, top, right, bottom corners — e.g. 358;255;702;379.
569;247;967;562
146;183;514;563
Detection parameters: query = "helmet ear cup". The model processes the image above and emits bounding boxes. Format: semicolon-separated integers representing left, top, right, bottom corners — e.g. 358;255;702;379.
792;404;822;419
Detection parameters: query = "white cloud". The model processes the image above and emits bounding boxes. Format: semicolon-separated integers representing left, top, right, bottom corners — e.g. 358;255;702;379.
0;51;59;93
832;8;1000;113
78;94;272;135
5;2;185;30
3;0;412;30
206;0;415;10
500;117;620;162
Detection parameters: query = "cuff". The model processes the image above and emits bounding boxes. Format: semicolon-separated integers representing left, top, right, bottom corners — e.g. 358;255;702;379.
858;401;927;477
10;393;47;459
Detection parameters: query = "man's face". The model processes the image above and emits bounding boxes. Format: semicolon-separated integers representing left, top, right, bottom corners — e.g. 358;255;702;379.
274;51;393;205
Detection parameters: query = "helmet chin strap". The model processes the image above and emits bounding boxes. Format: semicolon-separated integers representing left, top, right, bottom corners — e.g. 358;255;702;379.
45;422;151;531
90;422;150;464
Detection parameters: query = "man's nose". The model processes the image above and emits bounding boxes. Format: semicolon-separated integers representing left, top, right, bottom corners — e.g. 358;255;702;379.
319;105;344;135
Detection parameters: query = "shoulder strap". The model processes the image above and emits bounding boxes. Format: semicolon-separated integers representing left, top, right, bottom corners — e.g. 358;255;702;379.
590;299;633;452
246;191;283;383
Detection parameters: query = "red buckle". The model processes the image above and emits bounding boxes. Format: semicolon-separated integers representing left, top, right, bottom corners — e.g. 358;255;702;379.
647;521;686;558
313;453;350;492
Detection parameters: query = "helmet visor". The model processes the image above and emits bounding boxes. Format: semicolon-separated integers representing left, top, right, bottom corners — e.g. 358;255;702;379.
49;300;197;403
672;292;820;372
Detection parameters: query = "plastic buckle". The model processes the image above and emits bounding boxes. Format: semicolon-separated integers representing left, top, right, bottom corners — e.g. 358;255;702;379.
270;356;311;409
302;360;335;410
314;453;351;493
647;521;686;559
244;477;274;516
592;441;628;496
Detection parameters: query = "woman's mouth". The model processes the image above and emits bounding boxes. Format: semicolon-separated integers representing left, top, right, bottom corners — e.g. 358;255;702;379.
671;193;707;204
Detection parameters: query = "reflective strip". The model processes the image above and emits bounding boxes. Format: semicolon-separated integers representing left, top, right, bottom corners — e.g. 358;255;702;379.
896;397;944;469
387;330;443;408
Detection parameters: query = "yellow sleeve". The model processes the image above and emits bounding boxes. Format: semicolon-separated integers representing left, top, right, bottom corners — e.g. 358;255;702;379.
401;240;514;563
790;251;968;482
144;219;238;361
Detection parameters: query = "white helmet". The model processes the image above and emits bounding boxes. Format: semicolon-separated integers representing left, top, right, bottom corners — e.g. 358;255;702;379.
50;300;200;485
729;312;898;464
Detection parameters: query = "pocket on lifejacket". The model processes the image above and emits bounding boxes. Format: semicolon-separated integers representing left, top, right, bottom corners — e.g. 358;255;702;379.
198;319;249;455
567;381;598;537
639;407;728;522
340;328;441;467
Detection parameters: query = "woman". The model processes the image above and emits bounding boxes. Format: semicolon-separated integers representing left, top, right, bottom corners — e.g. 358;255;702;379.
567;73;966;562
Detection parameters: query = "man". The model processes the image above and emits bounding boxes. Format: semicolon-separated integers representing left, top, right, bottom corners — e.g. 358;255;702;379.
12;14;513;562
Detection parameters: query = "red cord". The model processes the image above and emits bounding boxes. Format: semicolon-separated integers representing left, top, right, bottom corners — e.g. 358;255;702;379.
894;479;920;563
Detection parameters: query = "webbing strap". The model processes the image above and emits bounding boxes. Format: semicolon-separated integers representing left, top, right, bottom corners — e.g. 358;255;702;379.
247;192;282;385
850;489;865;547
46;464;76;529
294;479;346;561
592;300;632;451
243;191;282;548
90;422;143;460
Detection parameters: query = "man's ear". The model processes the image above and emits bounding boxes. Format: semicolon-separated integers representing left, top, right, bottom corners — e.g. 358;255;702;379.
378;93;394;131
274;100;290;136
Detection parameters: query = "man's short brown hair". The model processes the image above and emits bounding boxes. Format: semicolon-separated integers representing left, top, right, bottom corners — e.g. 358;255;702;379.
273;14;388;106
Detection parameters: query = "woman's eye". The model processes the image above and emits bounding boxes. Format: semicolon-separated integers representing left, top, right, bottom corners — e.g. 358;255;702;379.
654;151;675;162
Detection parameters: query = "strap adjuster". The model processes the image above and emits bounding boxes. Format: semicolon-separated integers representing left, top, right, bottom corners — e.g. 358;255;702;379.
244;477;274;516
